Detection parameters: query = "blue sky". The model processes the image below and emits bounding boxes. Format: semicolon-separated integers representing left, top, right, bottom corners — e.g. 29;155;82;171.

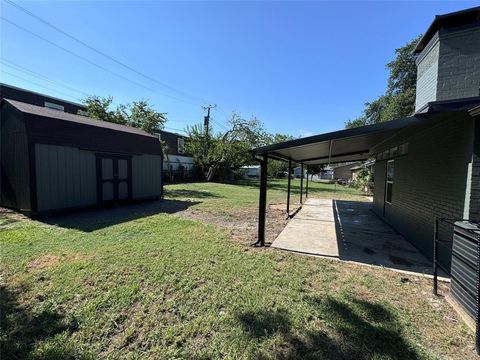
1;1;478;137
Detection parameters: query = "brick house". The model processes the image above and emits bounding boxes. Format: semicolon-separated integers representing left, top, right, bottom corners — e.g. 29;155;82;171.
372;7;480;266
251;7;480;269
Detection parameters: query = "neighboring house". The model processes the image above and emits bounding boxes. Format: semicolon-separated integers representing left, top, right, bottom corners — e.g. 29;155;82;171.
0;83;88;115
319;166;334;180
333;161;362;181
240;165;260;179
350;160;375;182
293;166;306;178
158;130;193;171
1;99;163;214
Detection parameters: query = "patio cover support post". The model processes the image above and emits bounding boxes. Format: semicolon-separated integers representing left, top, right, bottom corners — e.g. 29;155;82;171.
306;168;309;198
300;163;304;204
287;159;292;215
256;155;268;247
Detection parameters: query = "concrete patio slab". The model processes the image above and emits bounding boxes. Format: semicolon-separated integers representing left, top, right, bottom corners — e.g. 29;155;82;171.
272;198;438;276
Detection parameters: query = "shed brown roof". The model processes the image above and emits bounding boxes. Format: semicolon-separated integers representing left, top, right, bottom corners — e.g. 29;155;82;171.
5;98;155;137
3;99;162;156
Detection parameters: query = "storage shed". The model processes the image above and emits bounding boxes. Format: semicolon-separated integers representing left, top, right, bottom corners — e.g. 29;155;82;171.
1;99;163;214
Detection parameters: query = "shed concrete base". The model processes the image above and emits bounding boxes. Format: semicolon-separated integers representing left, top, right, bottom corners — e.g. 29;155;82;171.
272;198;439;276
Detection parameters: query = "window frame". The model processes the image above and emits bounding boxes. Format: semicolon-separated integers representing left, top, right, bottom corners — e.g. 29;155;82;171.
385;159;394;205
177;137;185;154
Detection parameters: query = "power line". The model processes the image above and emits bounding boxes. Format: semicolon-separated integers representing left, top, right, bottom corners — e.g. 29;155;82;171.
2;68;192;134
0;17;156;92
0;17;201;107
5;0;208;104
0;70;83;102
210;116;230;132
0;58;92;97
164;126;187;134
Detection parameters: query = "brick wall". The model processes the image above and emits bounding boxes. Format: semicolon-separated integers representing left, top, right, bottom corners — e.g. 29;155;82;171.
469;116;480;221
436;27;480;102
372;112;476;265
414;26;480;111
415;37;439;111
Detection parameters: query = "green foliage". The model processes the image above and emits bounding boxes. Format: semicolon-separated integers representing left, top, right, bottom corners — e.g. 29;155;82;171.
185;113;269;181
267;133;295;177
82;96;167;134
345;36;420;129
353;166;373;194
306;164;324;179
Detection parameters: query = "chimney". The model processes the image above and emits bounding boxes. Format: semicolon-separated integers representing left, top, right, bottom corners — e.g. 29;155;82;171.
413;7;480;111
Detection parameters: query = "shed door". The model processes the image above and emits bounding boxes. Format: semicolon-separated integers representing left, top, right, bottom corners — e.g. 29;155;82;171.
96;155;132;205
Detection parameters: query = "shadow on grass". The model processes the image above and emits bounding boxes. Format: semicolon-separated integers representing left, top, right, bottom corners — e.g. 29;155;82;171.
164;189;224;199
0;285;82;359
38;198;200;232
236;296;423;360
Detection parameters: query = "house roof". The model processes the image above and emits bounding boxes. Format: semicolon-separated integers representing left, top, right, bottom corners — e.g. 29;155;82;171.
159;129;192;157
413;6;480;54
350;160;375;171
5;99;154;137
2;99;162;156
251;97;480;165
1;83;87;115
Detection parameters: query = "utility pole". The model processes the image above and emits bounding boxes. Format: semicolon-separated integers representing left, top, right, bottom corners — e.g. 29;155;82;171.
202;104;216;156
202;104;216;138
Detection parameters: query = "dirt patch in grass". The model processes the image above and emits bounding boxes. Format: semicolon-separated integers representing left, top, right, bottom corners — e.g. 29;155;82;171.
27;255;61;271
175;203;290;246
0;207;29;228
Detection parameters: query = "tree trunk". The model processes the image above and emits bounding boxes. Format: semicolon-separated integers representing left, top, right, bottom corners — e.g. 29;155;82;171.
206;164;219;182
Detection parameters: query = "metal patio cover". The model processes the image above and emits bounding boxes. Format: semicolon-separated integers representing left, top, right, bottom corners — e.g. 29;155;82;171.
252;97;480;165
252;116;421;165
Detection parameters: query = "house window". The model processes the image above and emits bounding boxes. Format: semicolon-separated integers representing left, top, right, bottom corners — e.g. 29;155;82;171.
177;138;185;154
386;160;394;204
398;142;409;156
44;101;64;112
390;146;398;157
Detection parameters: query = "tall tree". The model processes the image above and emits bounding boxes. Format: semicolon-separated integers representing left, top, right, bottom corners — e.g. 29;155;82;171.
267;133;295;177
345;35;420;129
306;164;324;180
82;96;167;134
185;113;268;182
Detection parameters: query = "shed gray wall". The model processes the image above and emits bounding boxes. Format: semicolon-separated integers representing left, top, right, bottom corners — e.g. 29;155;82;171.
35;145;163;212
132;154;162;198
415;26;480;111
0;104;31;210
35;144;97;212
372;113;476;266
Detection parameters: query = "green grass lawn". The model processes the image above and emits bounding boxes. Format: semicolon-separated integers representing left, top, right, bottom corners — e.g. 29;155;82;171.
164;179;365;214
1;181;475;359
